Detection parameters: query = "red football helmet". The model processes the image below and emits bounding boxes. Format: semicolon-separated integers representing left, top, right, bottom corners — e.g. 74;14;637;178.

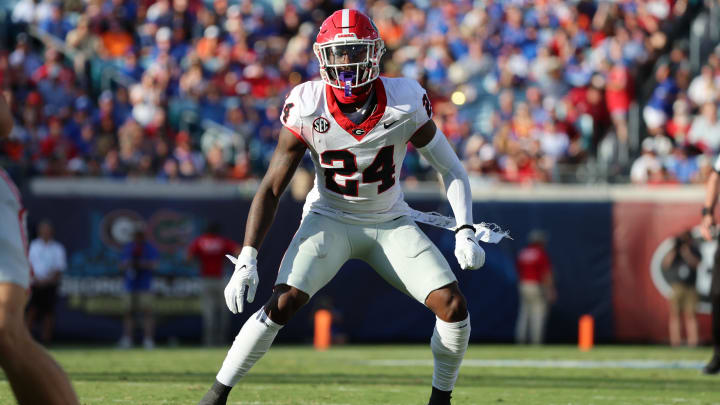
313;9;385;95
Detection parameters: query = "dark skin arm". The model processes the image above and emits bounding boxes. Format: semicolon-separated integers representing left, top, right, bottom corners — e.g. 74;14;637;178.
662;241;701;269
244;127;307;249
409;119;437;149
0;92;12;139
678;244;700;268
662;248;677;270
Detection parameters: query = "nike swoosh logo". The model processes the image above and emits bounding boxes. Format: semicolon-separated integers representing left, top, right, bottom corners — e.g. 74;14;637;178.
458;323;468;329
384;120;399;129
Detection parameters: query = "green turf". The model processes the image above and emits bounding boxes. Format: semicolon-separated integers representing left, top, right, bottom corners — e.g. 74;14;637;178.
1;344;719;404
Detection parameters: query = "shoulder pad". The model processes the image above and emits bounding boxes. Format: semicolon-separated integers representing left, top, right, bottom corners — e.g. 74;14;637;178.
381;77;427;114
285;80;325;118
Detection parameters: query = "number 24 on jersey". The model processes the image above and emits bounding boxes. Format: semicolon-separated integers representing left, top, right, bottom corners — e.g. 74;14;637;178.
321;146;395;197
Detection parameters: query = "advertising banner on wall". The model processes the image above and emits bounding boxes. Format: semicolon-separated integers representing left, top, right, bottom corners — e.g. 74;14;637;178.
613;201;714;343
23;181;615;344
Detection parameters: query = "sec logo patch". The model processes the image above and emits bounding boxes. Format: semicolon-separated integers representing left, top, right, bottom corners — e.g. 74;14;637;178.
313;117;330;133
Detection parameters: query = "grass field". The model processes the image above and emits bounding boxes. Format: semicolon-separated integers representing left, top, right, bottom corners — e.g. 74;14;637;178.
1;344;719;404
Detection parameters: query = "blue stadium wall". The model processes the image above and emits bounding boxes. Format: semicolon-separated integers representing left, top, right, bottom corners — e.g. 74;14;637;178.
23;188;613;345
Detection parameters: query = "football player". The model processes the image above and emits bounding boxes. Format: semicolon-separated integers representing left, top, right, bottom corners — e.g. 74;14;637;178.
199;10;484;405
0;94;79;403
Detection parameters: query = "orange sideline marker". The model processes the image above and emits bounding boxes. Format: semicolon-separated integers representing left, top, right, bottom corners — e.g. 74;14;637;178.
578;314;594;352
314;309;332;351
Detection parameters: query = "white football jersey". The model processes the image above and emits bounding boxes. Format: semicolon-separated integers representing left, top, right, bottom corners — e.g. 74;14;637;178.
281;77;434;224
0;167;30;288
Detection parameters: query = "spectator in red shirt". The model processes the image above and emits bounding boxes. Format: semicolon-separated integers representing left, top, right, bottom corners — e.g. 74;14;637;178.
605;63;632;150
188;222;240;346
515;230;556;344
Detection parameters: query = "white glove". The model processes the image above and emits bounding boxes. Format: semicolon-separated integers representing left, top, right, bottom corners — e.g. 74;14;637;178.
224;247;259;314
454;228;485;270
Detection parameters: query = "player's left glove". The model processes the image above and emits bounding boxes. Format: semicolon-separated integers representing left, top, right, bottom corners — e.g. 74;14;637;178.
454;228;485;270
224;247;259;314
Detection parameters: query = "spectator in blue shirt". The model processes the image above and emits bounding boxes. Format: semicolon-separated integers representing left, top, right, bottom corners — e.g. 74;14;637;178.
63;97;91;146
120;50;144;81
501;6;526;47
643;63;679;134
665;146;699;184
118;228;159;350
200;84;226;124
39;3;73;40
170;23;192;63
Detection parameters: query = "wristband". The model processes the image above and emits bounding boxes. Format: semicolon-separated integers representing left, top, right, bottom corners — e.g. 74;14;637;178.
454;224;476;234
240;246;258;259
703;207;713;216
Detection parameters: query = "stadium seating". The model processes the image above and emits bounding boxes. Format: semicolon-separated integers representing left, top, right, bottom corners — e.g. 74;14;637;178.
0;0;711;186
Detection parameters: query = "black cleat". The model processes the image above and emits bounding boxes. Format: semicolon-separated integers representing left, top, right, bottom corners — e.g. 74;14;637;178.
428;386;452;405
703;355;720;375
198;380;232;405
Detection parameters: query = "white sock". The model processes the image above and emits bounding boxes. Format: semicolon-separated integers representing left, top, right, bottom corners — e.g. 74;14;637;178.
216;308;283;386
430;314;470;391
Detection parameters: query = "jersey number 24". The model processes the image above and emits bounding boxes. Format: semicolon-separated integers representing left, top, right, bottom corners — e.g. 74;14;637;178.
321;146;395;196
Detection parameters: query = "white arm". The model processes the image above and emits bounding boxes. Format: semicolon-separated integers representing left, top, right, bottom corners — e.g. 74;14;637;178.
417;129;484;270
417;129;473;227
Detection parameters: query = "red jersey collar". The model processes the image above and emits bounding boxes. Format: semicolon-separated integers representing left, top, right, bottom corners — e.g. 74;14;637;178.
325;78;387;141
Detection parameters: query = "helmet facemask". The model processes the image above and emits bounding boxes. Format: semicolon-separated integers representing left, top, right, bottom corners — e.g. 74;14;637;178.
314;38;385;96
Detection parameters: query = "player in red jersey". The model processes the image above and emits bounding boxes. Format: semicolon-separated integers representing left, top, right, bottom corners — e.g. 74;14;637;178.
0;94;79;403
188;222;241;346
199;10;485;405
514;230;555;344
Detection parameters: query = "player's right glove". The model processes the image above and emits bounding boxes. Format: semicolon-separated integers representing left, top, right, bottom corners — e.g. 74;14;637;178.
224;247;259;314
454;228;486;270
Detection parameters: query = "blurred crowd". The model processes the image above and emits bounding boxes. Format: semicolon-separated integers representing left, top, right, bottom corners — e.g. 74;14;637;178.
0;0;710;184
631;46;720;185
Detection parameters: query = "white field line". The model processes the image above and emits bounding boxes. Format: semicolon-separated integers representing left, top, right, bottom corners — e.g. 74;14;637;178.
363;359;705;370
231;401;350;405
